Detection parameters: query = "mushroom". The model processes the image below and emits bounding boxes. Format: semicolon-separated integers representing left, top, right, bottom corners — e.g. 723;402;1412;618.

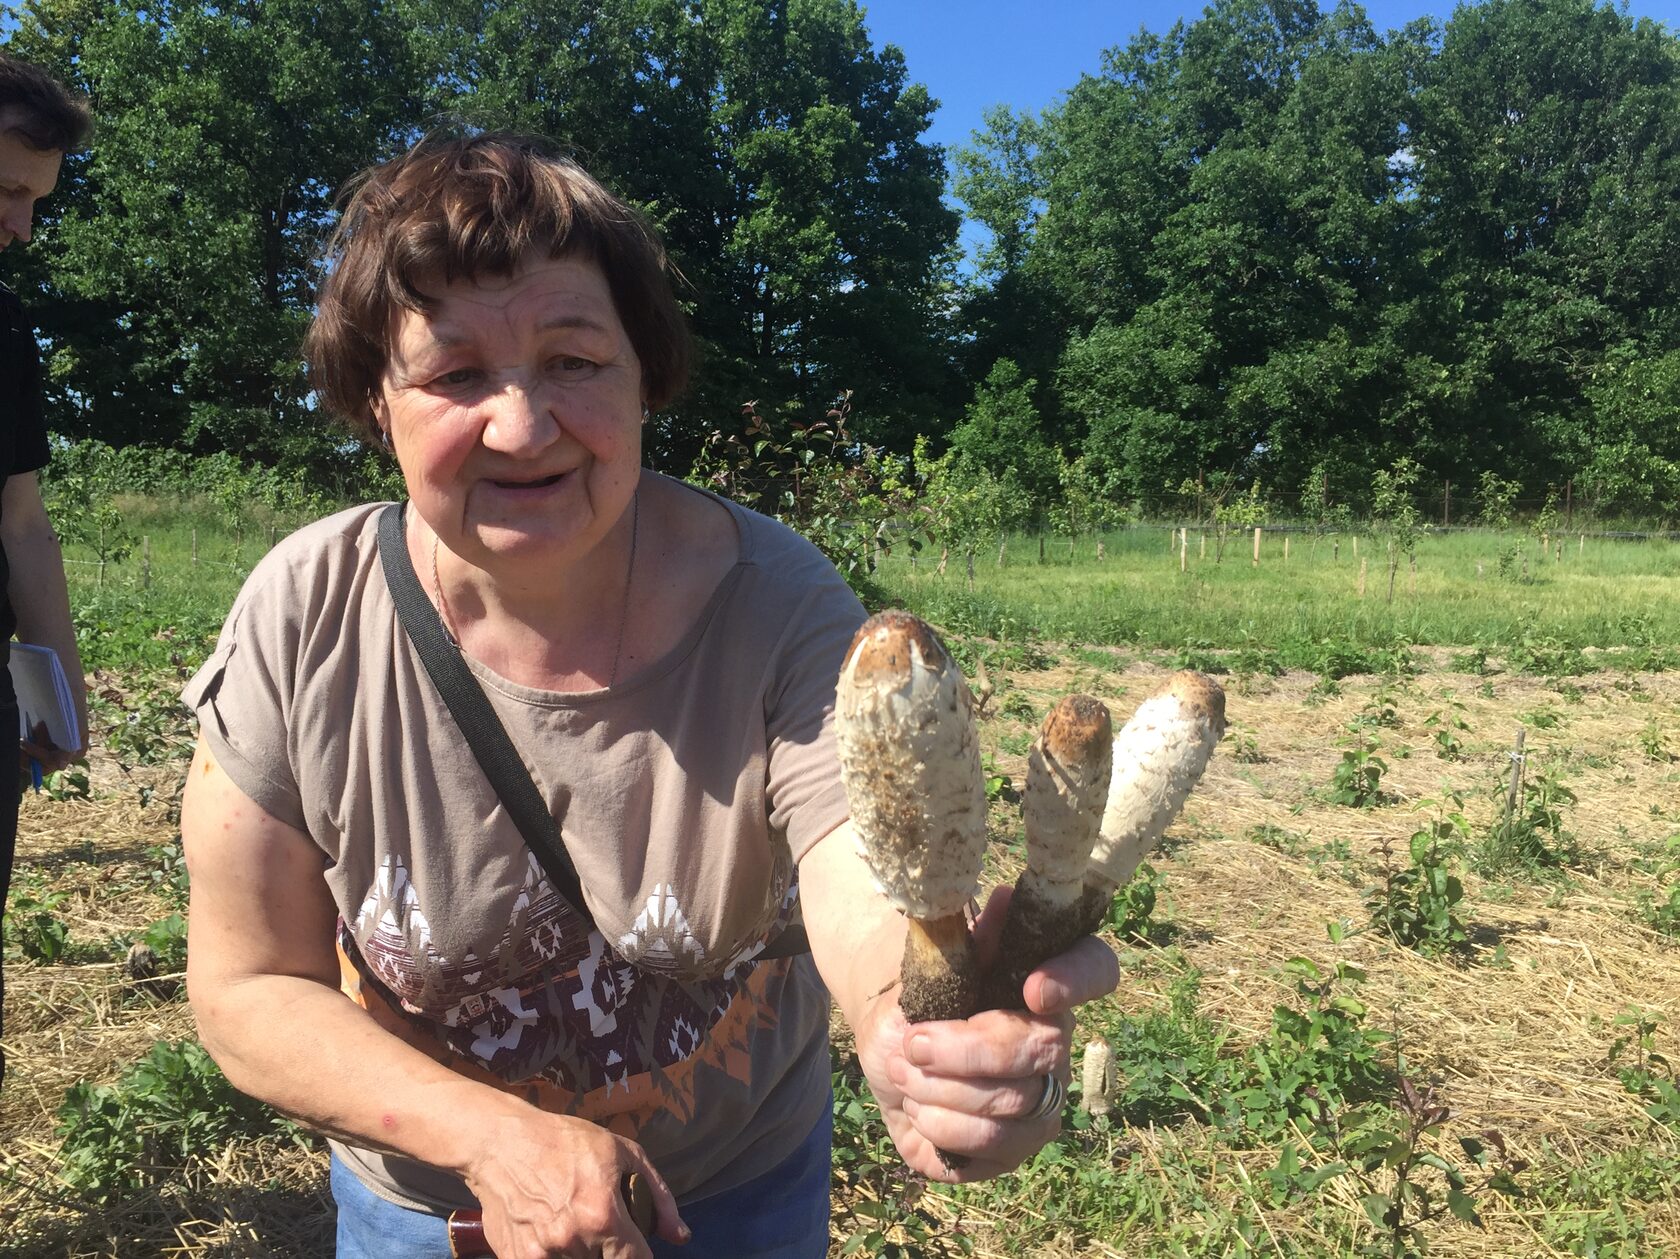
835;610;989;1023
984;694;1113;1010
1080;1037;1115;1120
1069;670;1226;934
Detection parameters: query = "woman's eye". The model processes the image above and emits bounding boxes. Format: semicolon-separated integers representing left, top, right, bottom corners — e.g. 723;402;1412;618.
436;368;478;387
552;356;595;373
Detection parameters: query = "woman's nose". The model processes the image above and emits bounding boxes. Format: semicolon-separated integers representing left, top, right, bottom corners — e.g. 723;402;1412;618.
479;379;560;453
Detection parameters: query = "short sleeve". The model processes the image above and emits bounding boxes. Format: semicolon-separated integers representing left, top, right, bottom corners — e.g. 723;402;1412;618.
761;560;866;863
182;566;309;835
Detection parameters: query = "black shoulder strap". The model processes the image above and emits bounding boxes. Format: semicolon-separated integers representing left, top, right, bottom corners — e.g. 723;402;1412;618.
375;502;809;961
376;503;594;926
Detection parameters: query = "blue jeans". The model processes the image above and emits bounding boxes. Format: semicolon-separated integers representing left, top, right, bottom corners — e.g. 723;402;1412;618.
331;1103;832;1258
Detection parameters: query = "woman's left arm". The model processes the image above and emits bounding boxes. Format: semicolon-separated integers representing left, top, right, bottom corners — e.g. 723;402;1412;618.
798;820;1119;1182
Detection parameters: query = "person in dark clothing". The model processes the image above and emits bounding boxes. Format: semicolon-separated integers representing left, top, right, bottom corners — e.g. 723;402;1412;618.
0;52;91;1086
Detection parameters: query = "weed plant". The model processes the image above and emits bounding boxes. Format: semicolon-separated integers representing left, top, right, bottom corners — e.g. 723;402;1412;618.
1478;761;1581;876
3;883;70;962
1103;863;1163;942
55;1040;305;1201
1364;807;1471;957
1608;1010;1680;1131
1328;731;1390;808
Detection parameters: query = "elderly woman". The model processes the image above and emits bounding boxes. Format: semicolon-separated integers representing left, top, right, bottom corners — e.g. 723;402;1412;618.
182;132;1117;1259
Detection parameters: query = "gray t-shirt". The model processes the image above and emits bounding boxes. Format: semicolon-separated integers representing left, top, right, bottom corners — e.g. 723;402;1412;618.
184;482;865;1211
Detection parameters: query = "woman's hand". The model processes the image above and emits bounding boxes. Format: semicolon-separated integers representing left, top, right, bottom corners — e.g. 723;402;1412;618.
464;1105;688;1258
850;885;1119;1182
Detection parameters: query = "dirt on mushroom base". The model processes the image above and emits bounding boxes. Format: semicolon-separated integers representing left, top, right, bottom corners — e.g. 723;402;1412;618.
7;651;1680;1257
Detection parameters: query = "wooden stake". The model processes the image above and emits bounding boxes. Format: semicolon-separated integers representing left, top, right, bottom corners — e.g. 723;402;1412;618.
1179;530;1187;573
191;528;199;567
1353;535;1359;560
1252;526;1262;566
1096;539;1105;562
1579;533;1585;557
1333;537;1340;564
1502;727;1527;840
1199;532;1206;559
1283;535;1290;564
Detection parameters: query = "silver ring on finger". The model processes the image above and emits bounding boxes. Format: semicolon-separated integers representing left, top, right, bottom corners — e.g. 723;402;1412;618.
1025;1071;1065;1122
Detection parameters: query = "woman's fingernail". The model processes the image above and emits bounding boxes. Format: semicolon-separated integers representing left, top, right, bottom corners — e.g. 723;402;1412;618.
907;1032;933;1066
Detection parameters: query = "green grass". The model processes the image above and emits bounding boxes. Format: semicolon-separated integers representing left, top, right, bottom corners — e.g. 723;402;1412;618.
61;496;319;670
878;526;1680;655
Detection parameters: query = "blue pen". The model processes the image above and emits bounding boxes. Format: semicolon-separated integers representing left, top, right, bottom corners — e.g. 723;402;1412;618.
30;758;43;792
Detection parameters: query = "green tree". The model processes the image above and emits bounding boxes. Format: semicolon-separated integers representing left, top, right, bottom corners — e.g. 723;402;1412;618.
946;359;1059;515
1404;0;1680;487
5;0;424;470
423;0;960;461
1371;456;1424;604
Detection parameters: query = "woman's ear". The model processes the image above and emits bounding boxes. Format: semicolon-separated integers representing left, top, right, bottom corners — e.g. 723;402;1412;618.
370;399;393;450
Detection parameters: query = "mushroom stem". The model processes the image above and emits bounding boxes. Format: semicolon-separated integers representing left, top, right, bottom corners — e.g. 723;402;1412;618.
985;694;1113;1010
835;610;989;1024
901;913;981;1023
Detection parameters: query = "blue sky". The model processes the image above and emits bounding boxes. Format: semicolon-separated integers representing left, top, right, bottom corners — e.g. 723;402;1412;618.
861;0;1680;154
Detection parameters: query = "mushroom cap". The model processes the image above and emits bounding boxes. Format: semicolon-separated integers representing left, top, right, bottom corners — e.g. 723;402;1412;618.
1022;694;1113;902
835;610;988;919
1089;671;1226;890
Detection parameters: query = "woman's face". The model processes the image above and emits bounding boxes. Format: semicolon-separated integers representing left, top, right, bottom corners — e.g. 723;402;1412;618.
376;253;643;574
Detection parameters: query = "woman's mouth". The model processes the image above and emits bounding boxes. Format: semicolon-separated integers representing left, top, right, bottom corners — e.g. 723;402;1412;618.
490;472;565;490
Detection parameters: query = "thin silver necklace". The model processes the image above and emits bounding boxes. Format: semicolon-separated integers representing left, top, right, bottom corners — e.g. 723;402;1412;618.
430;491;641;686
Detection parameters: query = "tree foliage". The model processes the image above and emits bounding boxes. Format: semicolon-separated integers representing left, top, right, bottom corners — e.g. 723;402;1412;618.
3;0;957;471
955;0;1680;519
8;0;1680;525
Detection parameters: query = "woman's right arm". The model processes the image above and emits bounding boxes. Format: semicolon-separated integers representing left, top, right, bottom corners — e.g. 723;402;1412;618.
182;737;686;1258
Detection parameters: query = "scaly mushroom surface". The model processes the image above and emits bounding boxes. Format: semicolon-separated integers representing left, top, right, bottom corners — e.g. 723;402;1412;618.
1069;670;1227;934
984;694;1112;1009
835;610;989;1022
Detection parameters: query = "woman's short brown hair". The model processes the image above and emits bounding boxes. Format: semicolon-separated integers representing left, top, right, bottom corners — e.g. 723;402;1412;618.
305;132;690;440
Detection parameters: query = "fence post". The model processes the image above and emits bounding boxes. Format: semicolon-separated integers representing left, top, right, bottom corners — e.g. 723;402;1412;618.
192;528;199;568
1283;535;1290;564
1443;480;1451;528
1252;526;1261;567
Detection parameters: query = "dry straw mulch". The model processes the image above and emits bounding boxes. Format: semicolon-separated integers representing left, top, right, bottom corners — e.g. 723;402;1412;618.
5;652;1680;1256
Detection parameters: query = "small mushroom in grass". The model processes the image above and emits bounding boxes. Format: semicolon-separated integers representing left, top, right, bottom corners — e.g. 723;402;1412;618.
984;694;1113;1010
1068;670;1227;936
835;610;989;1022
1080;1037;1115;1120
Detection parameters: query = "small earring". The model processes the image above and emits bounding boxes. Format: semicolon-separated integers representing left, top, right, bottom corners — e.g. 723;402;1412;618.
641;404;650;422
379;428;393;451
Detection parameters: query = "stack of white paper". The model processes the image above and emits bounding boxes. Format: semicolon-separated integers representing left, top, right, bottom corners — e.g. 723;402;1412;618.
9;642;80;751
